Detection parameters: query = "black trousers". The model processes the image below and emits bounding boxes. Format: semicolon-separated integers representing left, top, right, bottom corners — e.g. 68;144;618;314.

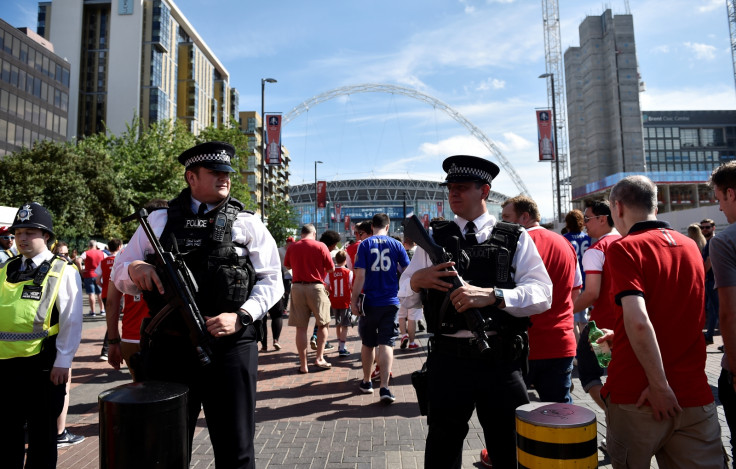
424;342;529;469
142;324;259;469
0;353;66;469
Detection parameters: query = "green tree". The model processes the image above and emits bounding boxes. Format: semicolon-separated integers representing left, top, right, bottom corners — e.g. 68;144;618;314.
0;139;128;242
266;197;298;246
196;118;257;211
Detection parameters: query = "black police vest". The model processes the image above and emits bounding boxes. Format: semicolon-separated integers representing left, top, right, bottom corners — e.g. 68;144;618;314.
144;188;256;318
422;220;529;336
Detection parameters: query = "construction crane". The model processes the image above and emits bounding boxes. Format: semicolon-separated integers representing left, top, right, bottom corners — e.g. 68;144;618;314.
728;0;736;95
540;0;571;222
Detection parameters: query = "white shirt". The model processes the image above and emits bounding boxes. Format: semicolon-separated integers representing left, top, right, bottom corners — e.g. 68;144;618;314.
20;249;83;368
398;212;553;335
112;197;284;321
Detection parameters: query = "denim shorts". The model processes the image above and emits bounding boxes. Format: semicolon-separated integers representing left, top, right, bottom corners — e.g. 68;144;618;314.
358;304;399;347
576;324;605;391
83;277;102;295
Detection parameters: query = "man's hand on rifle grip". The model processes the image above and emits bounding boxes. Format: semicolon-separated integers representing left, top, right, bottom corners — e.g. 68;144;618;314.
450;286;495;313
129;261;165;294
205;313;242;337
409;261;458;293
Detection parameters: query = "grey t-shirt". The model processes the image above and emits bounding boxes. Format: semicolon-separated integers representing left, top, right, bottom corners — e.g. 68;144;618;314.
710;222;736;370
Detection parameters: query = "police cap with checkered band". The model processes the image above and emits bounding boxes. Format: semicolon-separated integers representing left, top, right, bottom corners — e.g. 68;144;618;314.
9;202;55;239
440;155;500;186
178;141;236;173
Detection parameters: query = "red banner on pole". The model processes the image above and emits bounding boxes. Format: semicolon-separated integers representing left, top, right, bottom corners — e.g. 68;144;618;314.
437;201;443;217
335;203;341;222
345;215;351;232
265;114;282;165
536;110;555;161
317;181;326;208
422;214;430;229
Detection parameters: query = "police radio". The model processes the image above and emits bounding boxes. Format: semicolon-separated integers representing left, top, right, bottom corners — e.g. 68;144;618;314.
212;213;228;242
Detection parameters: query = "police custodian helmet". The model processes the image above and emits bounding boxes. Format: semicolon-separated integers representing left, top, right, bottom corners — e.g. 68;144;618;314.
178;141;236;173
440;155;500;186
9;202;55;239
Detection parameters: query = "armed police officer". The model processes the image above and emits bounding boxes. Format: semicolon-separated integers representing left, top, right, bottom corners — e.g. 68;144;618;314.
398;155;552;469
0;202;83;469
113;141;283;469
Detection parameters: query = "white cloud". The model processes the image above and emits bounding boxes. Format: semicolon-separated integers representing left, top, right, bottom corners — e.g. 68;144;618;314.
459;0;476;14
651;45;670;54
698;0;722;12
477;78;506;91
640;86;736;110
684;42;717;60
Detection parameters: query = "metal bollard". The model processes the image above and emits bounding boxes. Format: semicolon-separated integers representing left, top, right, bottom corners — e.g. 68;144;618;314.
99;381;189;469
516;402;598;468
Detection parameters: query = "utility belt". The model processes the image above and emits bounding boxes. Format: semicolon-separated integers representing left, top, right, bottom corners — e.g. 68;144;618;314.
430;330;528;364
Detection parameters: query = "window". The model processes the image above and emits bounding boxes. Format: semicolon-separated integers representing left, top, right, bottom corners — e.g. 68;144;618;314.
681;128;698;147
701;128;725;147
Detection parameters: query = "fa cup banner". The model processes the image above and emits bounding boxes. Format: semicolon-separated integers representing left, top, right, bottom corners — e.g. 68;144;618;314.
265;114;282;165
317;181;327;208
536;110;555;161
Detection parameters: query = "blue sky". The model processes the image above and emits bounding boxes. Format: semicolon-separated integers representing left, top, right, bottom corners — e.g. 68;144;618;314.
4;0;736;219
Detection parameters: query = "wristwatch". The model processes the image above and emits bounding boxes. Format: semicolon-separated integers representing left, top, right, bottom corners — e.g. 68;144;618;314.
491;288;504;308
236;309;253;327
108;338;121;345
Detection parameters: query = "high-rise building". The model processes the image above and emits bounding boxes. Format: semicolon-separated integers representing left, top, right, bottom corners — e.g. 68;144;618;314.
37;0;237;139
0;18;70;156
563;9;723;214
238;111;290;212
564;9;646;196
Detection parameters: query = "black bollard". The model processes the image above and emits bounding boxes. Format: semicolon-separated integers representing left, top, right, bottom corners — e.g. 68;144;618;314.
99;381;189;469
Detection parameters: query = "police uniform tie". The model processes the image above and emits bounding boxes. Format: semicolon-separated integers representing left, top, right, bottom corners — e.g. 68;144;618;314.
465;221;477;245
23;258;35;272
198;203;208;217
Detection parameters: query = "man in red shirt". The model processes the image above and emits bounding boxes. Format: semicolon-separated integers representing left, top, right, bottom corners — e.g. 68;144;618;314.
75;239;106;316
346;221;373;270
284;224;335;373
501;196;581;403
572;200;621;409
95;239;122;360
599;175;722;467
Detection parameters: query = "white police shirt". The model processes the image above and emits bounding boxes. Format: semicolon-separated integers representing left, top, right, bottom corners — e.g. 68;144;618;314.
398;212;553;338
112;198;283;321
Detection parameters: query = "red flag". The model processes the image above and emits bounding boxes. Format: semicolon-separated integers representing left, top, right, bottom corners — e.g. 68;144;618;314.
317;181;326;208
265;114;282;165
345;215;351;232
422;214;430;229
536;110;555;161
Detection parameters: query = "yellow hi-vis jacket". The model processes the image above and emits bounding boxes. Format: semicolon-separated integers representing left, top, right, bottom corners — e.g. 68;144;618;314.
0;256;67;359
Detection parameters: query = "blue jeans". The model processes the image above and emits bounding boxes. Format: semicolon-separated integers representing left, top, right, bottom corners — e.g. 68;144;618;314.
705;279;719;340
526;356;574;403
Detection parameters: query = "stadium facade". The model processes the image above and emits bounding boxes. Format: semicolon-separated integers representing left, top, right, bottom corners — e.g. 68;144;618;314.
289;178;508;237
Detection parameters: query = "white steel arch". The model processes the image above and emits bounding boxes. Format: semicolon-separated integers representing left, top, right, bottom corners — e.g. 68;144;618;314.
282;83;530;196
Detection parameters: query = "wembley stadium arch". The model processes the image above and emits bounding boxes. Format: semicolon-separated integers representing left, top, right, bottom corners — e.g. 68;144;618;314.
289;179;509;236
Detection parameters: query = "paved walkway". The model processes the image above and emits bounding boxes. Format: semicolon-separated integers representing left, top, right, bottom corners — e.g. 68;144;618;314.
56;315;732;468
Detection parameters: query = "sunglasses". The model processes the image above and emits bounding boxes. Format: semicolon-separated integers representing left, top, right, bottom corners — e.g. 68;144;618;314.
700;226;713;230
0;235;14;240
583;215;605;223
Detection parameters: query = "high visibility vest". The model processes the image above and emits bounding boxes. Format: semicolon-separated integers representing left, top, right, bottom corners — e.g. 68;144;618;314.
0;257;66;359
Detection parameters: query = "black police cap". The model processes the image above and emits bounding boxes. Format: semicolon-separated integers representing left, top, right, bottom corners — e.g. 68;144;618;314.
9;202;55;239
440;155;500;186
178;141;236;173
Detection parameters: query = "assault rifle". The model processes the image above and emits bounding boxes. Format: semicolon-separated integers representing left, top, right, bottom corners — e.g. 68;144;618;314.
402;214;493;355
122;209;212;367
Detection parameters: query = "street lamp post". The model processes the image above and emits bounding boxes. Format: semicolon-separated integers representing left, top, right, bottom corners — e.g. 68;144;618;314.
314;160;323;226
539;73;562;223
260;77;277;222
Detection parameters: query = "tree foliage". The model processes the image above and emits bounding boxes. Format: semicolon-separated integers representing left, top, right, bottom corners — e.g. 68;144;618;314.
266;197;298;246
0;117;259;245
196;118;257;211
